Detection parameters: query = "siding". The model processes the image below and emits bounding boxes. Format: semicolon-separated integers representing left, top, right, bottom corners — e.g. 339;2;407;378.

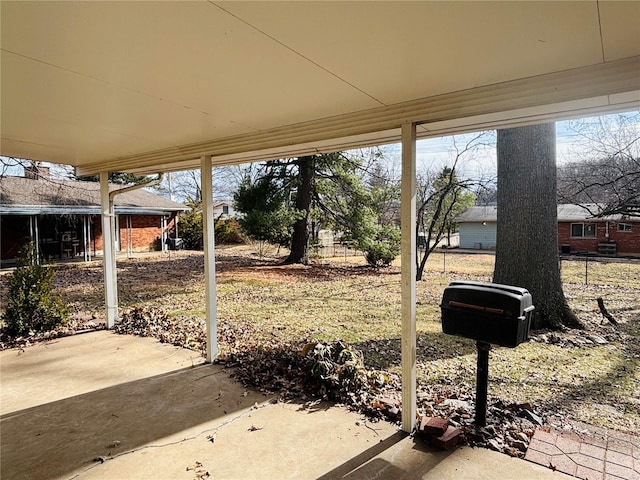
459;222;496;249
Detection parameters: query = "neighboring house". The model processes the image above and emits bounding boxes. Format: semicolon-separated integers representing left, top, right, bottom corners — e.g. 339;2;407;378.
213;200;236;218
456;204;640;256
1;174;187;264
456;206;499;251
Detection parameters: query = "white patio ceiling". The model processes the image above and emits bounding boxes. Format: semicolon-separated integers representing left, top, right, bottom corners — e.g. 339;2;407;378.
2;1;639;176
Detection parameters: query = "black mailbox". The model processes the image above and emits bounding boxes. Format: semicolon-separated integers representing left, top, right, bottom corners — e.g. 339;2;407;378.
440;281;534;348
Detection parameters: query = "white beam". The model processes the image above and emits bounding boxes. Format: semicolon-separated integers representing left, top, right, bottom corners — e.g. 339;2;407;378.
201;155;218;362
400;122;417;433
100;172;118;328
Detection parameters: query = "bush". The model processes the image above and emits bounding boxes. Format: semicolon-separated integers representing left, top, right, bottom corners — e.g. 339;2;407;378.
361;225;401;267
303;341;389;401
215;218;244;244
177;206;245;250
2;243;69;337
178;207;204;250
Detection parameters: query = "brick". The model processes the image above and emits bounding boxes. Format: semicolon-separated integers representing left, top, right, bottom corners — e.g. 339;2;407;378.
419;417;448;437
606;449;634;468
576;465;604;480
430;426;462;450
384;406;401;421
380;397;400;408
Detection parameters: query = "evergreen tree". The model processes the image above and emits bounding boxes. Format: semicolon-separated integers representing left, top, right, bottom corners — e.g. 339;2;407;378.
234;150;401;266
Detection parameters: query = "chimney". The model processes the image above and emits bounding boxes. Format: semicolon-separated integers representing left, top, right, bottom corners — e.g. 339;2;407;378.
24;164;50;180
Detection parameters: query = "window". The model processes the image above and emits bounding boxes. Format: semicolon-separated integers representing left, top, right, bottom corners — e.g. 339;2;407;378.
222;205;229;215
618;223;633;232
571;223;596;238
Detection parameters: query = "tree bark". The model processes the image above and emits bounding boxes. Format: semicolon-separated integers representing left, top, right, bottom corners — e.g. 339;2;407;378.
285;156;313;264
493;123;583;330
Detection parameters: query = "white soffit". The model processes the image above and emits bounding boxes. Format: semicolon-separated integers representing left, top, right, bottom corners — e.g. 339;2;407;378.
1;1;639;175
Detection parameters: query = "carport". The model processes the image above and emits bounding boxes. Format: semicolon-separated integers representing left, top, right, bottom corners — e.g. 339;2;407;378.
2;1;639;434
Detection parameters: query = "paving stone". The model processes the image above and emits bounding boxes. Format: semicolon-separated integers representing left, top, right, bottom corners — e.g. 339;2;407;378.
529;438;563;456
609;430;638;445
533;429;558;445
605;461;637;480
608;439;633;456
580;442;607;461
606;448;634;468
576;465;604;480
524;448;551;467
556;435;581;454
568;453;604;472
549;453;578;476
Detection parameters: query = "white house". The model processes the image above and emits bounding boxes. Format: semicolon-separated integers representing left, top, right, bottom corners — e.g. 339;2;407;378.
213;200;236;218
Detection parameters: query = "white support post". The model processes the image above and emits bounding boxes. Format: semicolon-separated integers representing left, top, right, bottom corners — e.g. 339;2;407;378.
100;172;118;328
401;122;417;433
201;155;218;362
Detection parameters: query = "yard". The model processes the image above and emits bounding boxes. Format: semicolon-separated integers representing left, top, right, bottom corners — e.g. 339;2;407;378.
2;246;639;442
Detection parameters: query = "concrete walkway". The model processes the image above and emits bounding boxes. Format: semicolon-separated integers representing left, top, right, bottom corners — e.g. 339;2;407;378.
1;331;573;480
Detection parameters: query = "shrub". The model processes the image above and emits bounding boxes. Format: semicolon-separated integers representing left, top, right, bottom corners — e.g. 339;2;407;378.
178;207;203;250
215;218;244;244
361;225;401;267
177;206;245;250
2;243;69;337
303;341;389;401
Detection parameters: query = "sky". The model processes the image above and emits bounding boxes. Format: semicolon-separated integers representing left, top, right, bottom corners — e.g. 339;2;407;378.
380;110;639;181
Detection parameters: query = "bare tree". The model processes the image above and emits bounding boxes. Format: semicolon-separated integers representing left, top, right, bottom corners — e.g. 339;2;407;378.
558;112;640;217
156;164;254;203
415;132;493;280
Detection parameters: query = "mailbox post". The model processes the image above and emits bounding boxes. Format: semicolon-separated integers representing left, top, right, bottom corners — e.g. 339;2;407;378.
475;341;491;426
441;281;534;427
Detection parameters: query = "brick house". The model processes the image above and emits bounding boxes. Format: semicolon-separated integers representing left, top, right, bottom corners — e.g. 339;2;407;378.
556;204;639;256
0;175;187;265
456;204;639;257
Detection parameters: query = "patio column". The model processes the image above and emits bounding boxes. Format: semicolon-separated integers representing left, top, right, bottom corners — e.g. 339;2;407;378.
401;121;417;433
201;155;218;362
100;172;118;328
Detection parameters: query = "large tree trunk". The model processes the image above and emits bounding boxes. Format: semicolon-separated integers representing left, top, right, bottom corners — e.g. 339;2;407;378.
494;123;582;330
285;156;313;264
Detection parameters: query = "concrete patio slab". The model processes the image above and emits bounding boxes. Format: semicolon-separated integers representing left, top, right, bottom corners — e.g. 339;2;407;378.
1;331;574;480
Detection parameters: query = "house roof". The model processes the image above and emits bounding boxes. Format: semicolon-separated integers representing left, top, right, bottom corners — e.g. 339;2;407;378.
0;176;187;216
1;2;638;176
456;204;638;223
